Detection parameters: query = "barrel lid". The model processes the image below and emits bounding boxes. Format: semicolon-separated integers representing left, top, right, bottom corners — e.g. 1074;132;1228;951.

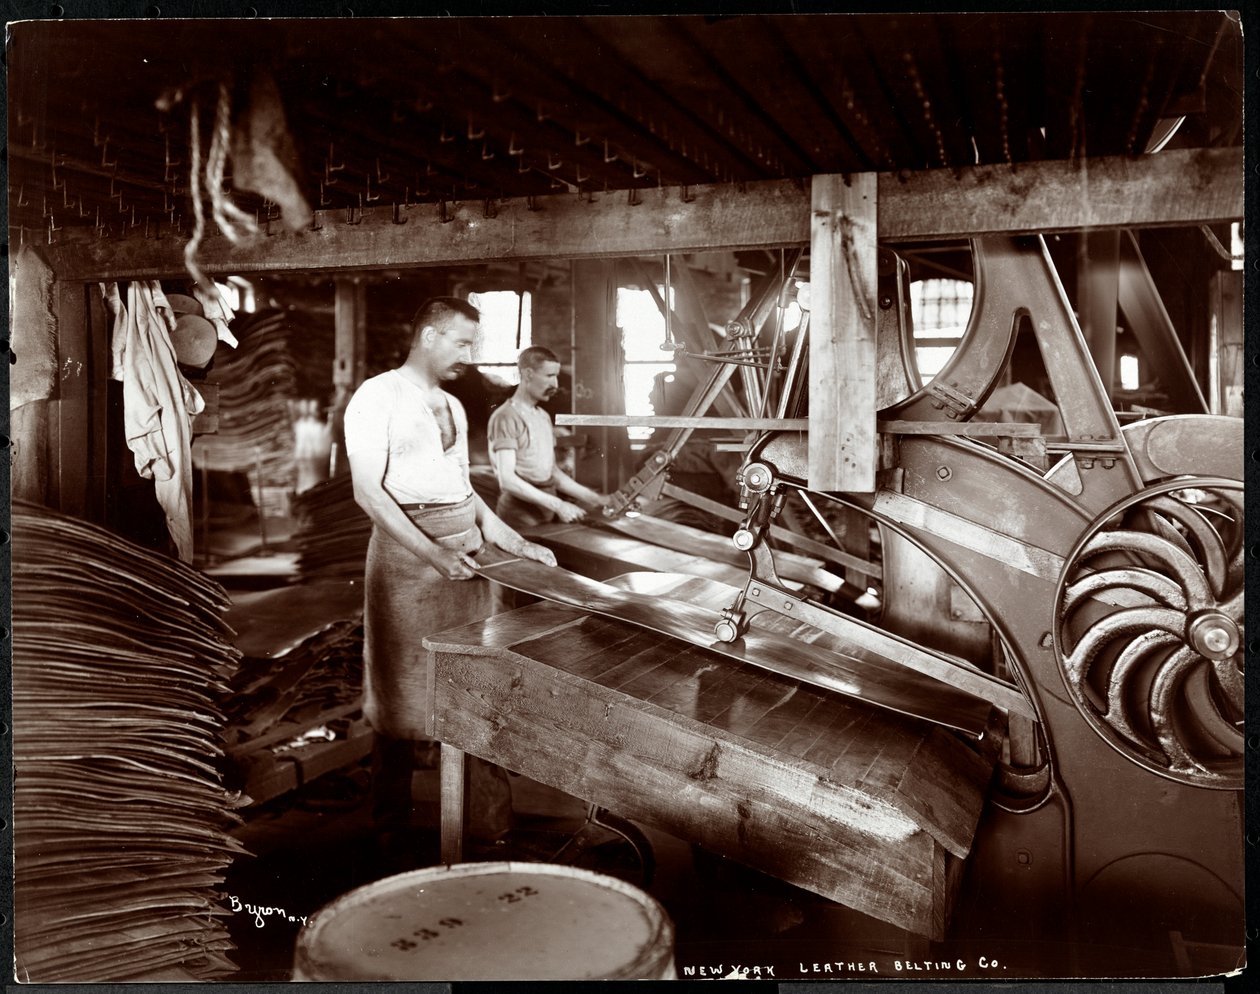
295;861;673;981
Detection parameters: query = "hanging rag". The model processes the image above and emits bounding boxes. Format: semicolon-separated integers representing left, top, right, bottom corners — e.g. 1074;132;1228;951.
191;281;240;349
9;244;57;410
101;280;206;562
229;69;313;232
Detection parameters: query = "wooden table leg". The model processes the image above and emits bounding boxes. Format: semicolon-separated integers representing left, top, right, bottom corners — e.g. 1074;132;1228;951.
439;744;466;865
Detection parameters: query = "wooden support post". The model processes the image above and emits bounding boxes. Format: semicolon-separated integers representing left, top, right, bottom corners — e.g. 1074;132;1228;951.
571;259;627;493
48;281;91;517
331;277;367;475
439;744;466;865
1078;230;1121;398
809;173;878;492
10;402;50;505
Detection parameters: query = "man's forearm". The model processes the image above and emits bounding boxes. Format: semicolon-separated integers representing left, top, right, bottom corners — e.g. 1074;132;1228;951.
355;489;449;565
553;469;601;505
501;471;567;514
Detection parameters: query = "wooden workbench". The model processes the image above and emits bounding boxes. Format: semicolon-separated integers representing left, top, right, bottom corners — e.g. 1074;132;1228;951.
424;592;1001;940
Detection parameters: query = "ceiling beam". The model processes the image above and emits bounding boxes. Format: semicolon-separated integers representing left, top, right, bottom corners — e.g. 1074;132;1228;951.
43;146;1241;282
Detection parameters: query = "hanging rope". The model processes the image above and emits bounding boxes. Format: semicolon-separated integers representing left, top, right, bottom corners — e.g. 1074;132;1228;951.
206;82;260;245
183;98;209;290
182;80;261;289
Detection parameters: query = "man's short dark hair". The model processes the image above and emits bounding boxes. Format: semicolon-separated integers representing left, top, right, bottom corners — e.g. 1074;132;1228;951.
518;345;559;371
412;297;480;335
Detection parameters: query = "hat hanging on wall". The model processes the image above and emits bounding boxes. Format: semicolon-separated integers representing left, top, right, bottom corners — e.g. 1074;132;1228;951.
166;293;218;368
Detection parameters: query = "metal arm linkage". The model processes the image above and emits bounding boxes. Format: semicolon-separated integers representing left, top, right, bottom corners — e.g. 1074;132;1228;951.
603;253;804;518
713;461;1033;719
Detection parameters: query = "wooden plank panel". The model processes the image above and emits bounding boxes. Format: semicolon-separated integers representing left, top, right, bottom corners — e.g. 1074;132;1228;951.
613;643;712;702
706;668;800;739
809;173;878;492
877;147;1244;242
801;705;879;770
513;616;660;682
589;633;705;696
47;180;811;281
688;658;763;726
880;726;1003;859
44;149;1242;282
744;681;835;751
50;281;90;518
430;646;947;937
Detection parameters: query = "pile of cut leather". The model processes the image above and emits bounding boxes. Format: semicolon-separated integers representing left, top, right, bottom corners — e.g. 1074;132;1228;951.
289;474;371;581
11;501;245;981
192;308;331;493
223;619;364;749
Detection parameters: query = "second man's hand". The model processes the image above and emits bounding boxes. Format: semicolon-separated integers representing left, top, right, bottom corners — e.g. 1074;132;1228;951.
517;541;558;568
554;501;587;524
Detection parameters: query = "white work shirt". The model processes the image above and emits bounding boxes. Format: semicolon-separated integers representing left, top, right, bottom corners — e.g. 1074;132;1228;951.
343;369;472;505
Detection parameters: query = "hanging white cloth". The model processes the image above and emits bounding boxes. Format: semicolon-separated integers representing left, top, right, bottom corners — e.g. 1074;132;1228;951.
100;280;205;562
192;281;240;349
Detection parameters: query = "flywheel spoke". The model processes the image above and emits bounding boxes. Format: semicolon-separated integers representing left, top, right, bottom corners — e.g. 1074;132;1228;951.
1146;496;1230;598
1105;630;1180;747
1055;473;1243;790
1063;566;1187;613
1081;531;1214;609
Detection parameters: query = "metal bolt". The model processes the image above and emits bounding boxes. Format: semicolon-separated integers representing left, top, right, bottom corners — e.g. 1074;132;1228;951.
936;466;952;481
1204;628;1230;653
750;587;761;597
784;601;793;611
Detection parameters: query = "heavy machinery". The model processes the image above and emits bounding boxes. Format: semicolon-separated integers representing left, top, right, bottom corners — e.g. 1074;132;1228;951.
591;233;1244;967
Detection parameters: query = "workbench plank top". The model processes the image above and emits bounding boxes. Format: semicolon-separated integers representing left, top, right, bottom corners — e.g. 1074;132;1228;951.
469;554;1000;735
426;607;997;862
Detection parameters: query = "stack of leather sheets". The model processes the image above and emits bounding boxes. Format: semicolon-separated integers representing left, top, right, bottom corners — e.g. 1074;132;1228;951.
290;474;371;581
11;501;245;981
224;618;364;748
192;309;303;491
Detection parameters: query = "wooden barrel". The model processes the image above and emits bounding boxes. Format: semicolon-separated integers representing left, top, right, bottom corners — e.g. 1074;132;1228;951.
293;861;675;981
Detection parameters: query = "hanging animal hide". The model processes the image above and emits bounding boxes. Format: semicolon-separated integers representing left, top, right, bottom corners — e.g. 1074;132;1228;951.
229;69;313;232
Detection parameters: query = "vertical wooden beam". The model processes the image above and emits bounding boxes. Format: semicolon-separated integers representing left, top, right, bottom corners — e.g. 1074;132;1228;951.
10;402;50;505
1078;230;1121;398
809;173;878;492
331;277;367;475
571;259;628;493
48;281;90;517
439;744;466;866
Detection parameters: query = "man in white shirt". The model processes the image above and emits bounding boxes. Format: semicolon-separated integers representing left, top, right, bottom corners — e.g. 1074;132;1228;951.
488;346;611;529
344;297;555;865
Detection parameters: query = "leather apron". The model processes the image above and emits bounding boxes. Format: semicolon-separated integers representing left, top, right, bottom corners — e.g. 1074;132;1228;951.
362;496;492;739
